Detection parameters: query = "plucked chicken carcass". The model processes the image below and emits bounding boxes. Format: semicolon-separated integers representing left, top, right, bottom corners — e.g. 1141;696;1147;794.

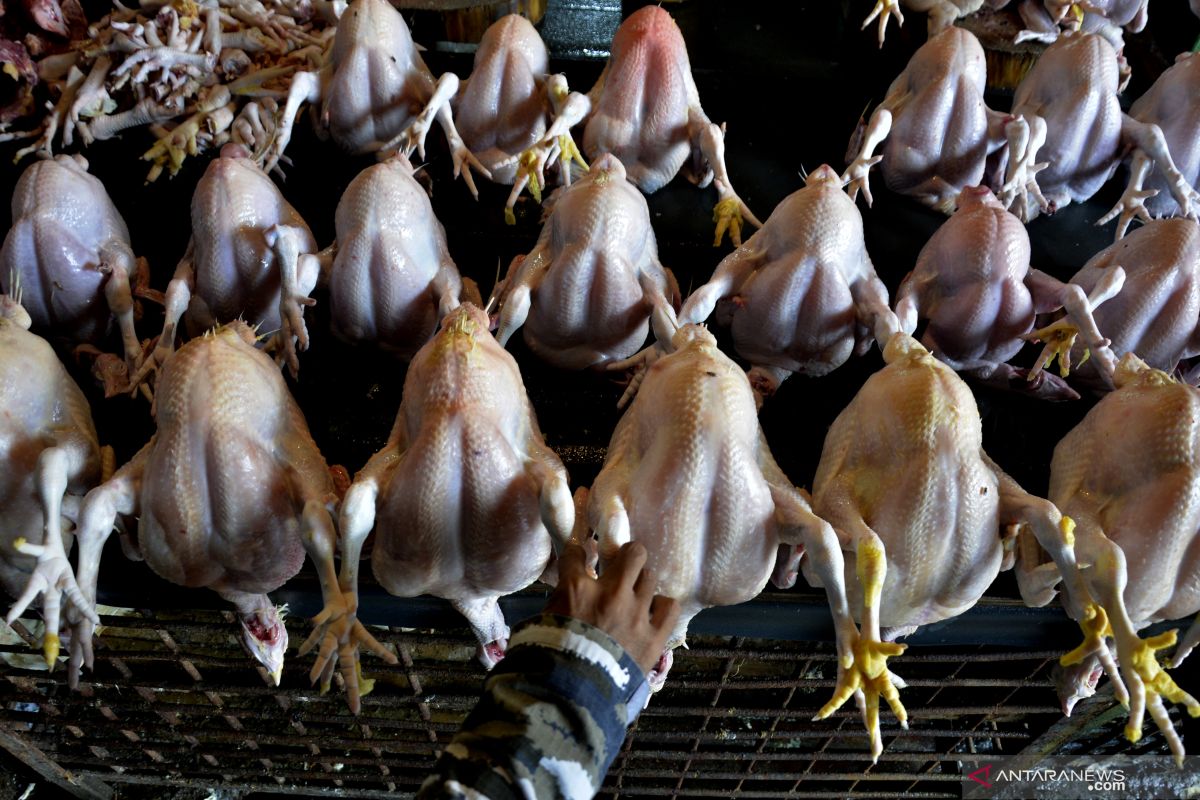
895;185;1122;399
676;164;899;400
1047;218;1200;391
580;324;836;689
843;27;1031;214
1103;52;1200;239
269;0;487;194
492;154;680;370
326;304;572;710
0;156;148;389
325;155;476;357
1043;354;1200;763
7;321;390;689
801;333;1079;759
1005;31;1197;223
133;144;322;387
1;292;109;667
453;14;591;221
581;5;760;246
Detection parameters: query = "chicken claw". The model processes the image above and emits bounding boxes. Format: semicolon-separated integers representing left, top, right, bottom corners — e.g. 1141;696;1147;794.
813;538;908;762
842;109;891;208
1025;318;1090;379
862;0;904;48
299;589;394;711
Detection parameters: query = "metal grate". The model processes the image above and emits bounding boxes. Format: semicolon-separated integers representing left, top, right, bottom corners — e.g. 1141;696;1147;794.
0;603;1179;799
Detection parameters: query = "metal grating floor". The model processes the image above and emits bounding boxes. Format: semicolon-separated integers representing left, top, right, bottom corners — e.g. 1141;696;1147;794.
0;604;1182;799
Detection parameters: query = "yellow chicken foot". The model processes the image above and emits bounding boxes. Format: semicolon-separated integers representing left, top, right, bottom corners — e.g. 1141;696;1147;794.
712;196;743;248
1122;629;1200;744
814;538;907;762
1024;318;1090;379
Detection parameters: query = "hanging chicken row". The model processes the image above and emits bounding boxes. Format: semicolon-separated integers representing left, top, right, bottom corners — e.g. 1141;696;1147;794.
1;0;1198;768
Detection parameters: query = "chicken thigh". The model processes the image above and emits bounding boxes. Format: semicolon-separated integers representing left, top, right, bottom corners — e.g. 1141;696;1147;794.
581;324;836;689
269;0;486;194
492;154;680;370
325;155;473;358
8;321;385;690
895;185;1121;399
453;14;590;221
843;27;1028;214
1104;52;1200;238
581;5;760;246
1006;31;1195;223
134;144;321;386
1045;354;1200;763
1055;218;1200;391
0;155;146;382
1;292;107;668
328;305;572;710
676;165;899;400
802;333;1078;759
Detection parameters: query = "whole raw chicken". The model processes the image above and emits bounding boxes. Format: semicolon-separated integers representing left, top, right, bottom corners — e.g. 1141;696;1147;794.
452;14;591;220
1052;218;1200;391
269;0;487;194
802;333;1079;760
7;321;390;690
1;292;107;666
581;324;835;689
492;154;680;370
1006;31;1196;223
0;155;147;386
676;165;899;400
328;304;573;709
581;5;760;246
133;144;321;387
1010;0;1146;51
1044;354;1200;764
843;27;1029;214
325;155;475;357
1104;52;1200;239
895;185;1121;399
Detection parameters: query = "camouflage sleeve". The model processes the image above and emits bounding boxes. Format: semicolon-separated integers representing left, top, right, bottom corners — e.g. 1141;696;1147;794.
416;613;651;800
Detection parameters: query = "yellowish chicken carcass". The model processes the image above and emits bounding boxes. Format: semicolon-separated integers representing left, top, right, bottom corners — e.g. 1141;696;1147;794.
326;305;573;711
581;324;835;689
1045;355;1200;764
1;292;109;666
803;333;1078;760
8;321;387;690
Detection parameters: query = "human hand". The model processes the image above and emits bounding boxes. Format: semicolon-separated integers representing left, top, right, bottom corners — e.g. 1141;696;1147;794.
545;541;680;675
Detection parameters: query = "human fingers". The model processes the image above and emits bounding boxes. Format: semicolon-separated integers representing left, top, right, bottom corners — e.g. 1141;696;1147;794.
605;541;647;595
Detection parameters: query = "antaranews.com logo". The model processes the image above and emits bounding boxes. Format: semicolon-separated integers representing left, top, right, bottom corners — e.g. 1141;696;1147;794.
961;756;1195;799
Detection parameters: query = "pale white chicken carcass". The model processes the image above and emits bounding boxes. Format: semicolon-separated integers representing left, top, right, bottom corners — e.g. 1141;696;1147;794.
1005;31;1197;223
581;5;760;246
1043;354;1200;764
1008;0;1147;52
132;144;322;387
1;292;109;668
843;27;1031;214
0;155;147;389
268;0;487;195
327;304;572;709
325;155;475;358
581;324;836;689
7;321;393;691
1103;52;1200;239
802;333;1079;760
895;185;1121;399
452;14;591;221
492;154;680;370
677;165;899;400
1046;218;1200;391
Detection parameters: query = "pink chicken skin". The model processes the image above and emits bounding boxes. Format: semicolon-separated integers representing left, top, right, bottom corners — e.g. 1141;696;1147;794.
582;5;760;247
